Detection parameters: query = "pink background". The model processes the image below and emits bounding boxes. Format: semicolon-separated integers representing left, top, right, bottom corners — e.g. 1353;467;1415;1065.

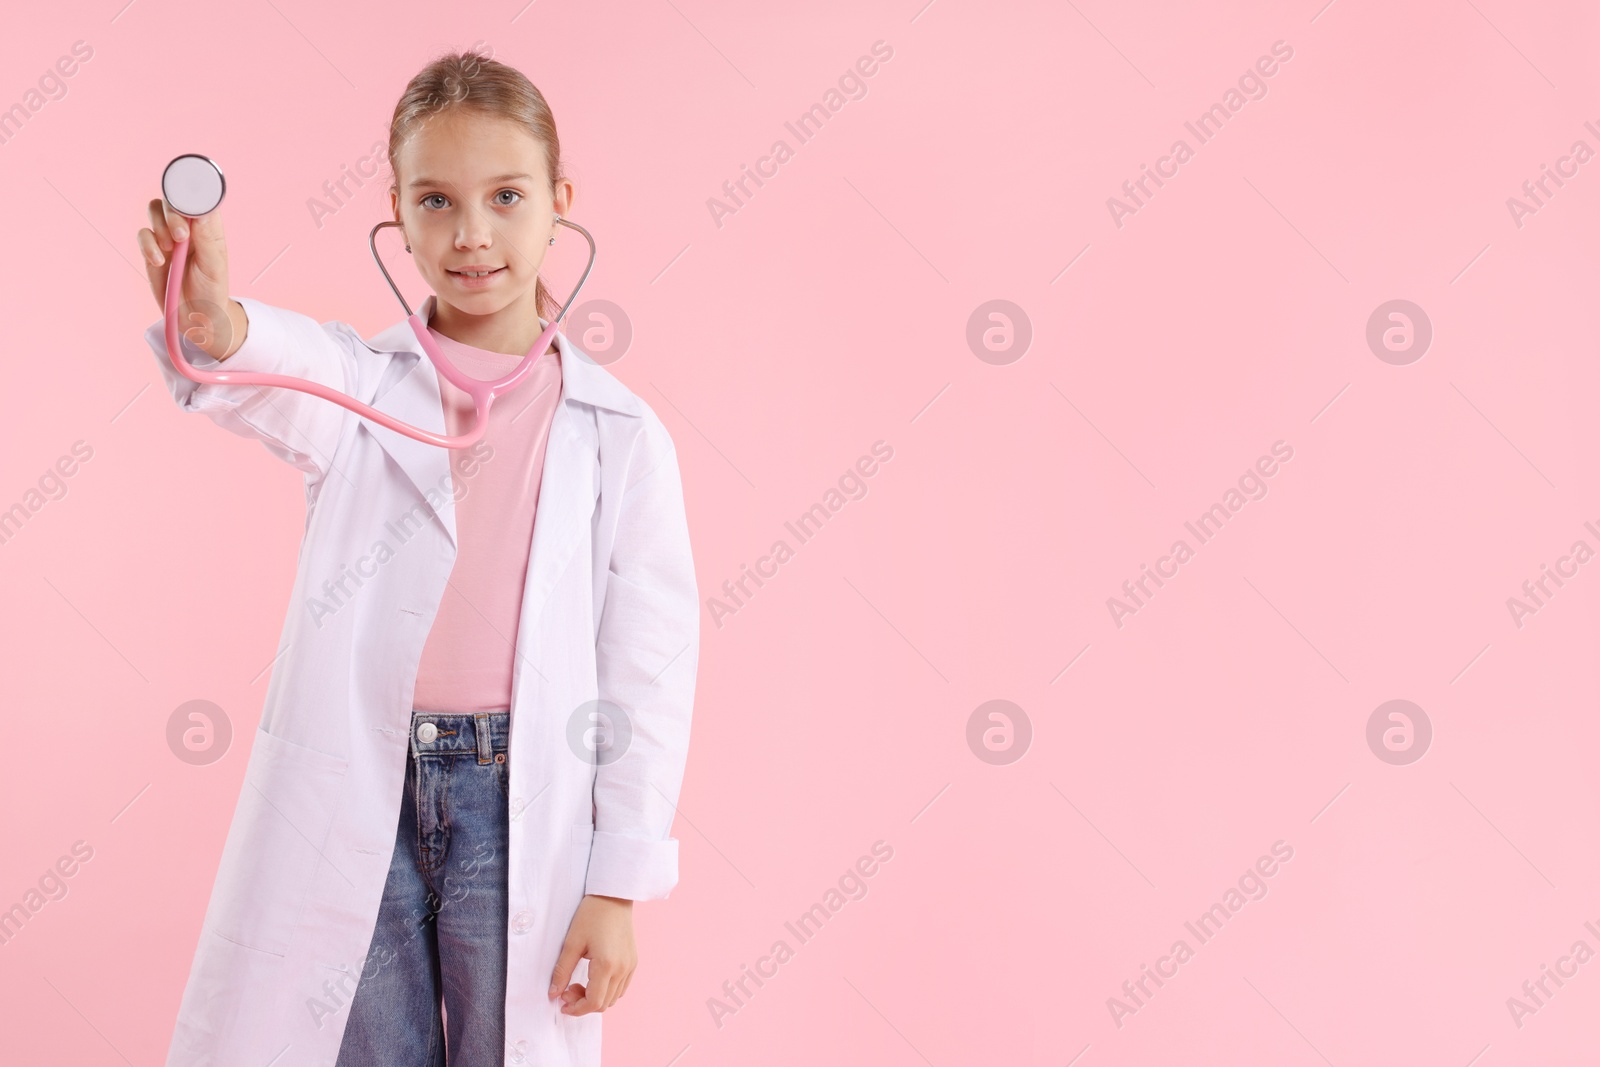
3;1;1600;1064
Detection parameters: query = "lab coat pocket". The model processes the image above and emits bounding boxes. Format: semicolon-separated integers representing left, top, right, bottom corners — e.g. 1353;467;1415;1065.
205;727;351;957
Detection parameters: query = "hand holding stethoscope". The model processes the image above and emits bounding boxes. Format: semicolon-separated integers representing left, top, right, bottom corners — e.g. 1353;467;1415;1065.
139;180;242;361
137;154;596;449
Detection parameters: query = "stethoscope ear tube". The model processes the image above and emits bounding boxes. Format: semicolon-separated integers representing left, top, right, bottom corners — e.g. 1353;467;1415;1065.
161;154;596;450
368;214;596;329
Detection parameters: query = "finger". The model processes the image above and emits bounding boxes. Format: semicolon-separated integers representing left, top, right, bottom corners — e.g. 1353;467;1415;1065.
138;229;163;268
186;204;222;249
147;199;174;253
138;230;169;305
582;963;616;1012
162;199;191;243
549;939;584;999
558;982;594;1016
598;964;624;1010
611;966;633;1008
563;983;608;1017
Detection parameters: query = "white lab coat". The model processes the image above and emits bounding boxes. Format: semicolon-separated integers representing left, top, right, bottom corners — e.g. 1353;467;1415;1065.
142;293;699;1067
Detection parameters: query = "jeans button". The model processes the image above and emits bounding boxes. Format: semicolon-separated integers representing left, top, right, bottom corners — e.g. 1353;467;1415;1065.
416;722;438;743
511;910;533;934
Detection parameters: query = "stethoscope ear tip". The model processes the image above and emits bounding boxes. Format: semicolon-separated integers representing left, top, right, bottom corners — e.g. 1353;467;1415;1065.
163;154;226;218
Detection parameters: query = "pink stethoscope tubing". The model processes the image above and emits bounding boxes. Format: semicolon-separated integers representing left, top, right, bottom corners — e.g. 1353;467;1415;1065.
161;208;596;451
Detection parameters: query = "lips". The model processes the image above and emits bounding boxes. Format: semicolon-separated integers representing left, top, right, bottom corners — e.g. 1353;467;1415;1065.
449;267;504;278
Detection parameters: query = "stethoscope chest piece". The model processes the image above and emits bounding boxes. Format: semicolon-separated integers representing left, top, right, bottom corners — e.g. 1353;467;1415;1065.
163;154;226;217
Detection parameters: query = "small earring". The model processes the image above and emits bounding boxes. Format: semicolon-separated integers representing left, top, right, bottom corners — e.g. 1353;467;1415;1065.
548;236;555;246
404;243;411;253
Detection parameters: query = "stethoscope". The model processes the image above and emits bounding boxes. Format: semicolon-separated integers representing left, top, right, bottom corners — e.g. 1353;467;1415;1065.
159;153;597;449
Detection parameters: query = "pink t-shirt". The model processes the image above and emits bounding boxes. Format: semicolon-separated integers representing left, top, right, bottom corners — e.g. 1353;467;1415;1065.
411;326;563;713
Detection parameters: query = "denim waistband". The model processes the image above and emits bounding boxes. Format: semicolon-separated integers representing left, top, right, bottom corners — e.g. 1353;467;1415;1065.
408;709;510;763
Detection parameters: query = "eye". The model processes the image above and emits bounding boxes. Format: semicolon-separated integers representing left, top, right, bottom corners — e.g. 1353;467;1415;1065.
422;193;449;210
494;189;523;207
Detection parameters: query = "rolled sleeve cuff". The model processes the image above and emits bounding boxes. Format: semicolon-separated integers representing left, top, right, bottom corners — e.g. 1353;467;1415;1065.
194;296;286;372
582;831;679;901
144;296;289;386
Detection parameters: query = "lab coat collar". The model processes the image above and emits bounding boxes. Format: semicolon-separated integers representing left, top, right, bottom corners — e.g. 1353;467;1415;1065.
354;294;641;552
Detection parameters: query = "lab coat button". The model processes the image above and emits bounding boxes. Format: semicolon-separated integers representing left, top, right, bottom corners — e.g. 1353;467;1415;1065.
511;910;533;934
416;722;438;743
509;1040;528;1063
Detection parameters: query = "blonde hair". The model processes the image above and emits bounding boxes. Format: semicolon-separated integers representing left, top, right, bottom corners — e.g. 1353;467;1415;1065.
387;46;566;322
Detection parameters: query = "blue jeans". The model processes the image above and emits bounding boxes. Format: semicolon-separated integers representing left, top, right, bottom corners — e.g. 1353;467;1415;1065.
336;710;511;1067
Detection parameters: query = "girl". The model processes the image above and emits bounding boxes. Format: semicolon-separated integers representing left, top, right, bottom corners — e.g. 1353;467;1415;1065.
136;50;698;1067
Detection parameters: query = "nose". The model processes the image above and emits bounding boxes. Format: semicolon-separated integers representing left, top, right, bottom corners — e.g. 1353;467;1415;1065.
454;208;495;250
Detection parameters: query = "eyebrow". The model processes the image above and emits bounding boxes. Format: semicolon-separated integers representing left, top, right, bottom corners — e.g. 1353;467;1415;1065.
407;172;535;189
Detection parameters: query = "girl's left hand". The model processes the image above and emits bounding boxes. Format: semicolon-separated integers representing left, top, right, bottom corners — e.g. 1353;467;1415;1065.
549;894;637;1015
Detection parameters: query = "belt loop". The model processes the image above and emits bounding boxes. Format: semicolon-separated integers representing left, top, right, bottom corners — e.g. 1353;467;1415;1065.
476;712;492;764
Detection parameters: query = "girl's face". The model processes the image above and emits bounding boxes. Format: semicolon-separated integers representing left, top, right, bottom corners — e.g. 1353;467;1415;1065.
390;110;572;321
